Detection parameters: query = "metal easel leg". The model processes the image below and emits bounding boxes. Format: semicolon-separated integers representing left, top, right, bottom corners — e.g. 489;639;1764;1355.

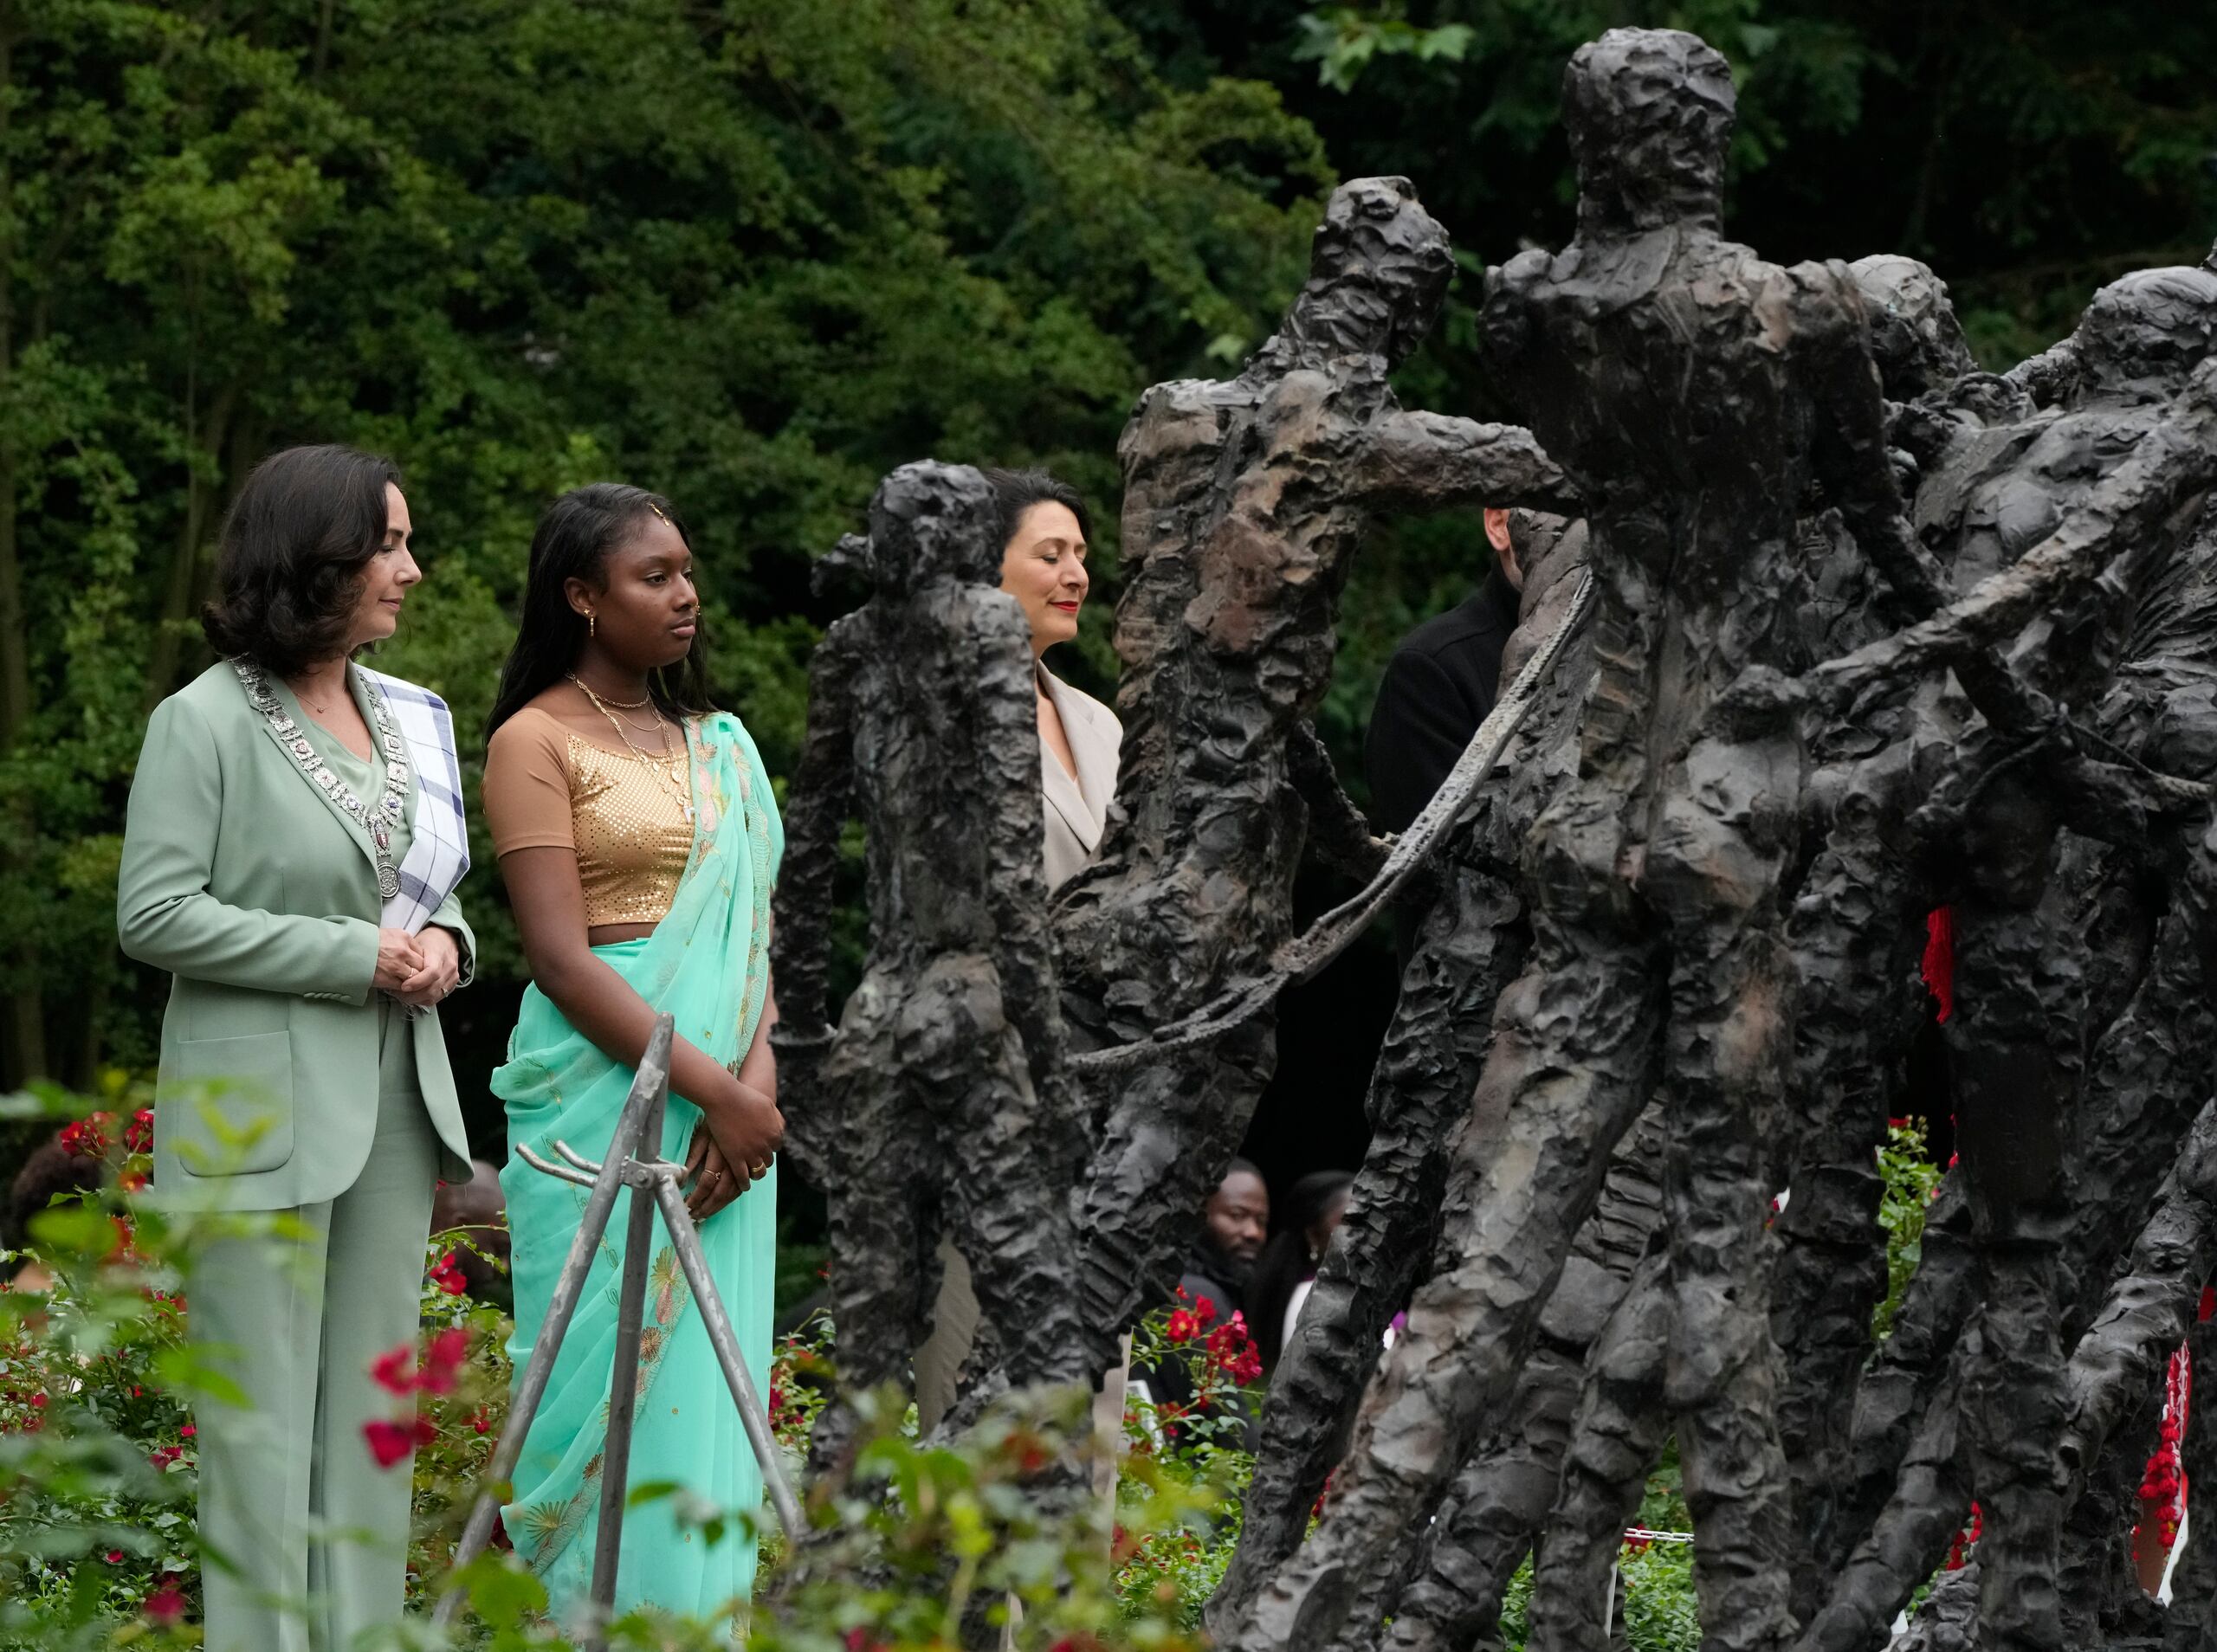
430;1018;676;1630
584;1077;669;1646
649;1171;807;1539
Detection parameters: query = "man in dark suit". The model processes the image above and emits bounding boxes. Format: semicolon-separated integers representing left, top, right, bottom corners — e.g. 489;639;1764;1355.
1363;507;1522;833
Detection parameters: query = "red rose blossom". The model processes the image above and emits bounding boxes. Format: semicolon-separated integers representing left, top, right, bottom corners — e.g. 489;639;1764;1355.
363;1414;436;1468
371;1344;416;1396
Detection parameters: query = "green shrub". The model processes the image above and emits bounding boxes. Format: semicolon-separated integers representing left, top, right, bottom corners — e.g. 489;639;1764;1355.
0;1081;1257;1649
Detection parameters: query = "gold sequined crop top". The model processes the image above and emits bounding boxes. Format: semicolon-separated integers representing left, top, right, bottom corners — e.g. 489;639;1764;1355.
483;706;695;928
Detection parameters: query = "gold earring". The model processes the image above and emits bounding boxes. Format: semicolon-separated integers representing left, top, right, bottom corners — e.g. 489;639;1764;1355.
587;611;596;636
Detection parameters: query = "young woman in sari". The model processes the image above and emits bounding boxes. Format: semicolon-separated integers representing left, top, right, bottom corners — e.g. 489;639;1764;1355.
482;484;785;1629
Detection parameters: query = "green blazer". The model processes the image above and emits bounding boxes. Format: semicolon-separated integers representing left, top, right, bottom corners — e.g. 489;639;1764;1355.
118;661;475;1211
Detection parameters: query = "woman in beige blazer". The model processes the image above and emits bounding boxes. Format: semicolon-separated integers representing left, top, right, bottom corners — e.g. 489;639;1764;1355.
986;468;1121;889
912;467;1121;1432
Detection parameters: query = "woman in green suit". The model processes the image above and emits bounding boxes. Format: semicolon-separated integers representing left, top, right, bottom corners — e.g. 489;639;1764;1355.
117;444;477;1651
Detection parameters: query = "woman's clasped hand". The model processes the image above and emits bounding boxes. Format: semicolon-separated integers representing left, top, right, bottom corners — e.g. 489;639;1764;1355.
372;926;462;1006
682;1072;782;1222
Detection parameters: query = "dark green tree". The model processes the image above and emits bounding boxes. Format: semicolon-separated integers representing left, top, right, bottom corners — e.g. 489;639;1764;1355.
0;0;1330;1102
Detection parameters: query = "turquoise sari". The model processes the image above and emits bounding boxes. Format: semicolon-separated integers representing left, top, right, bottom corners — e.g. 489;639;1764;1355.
494;712;782;1631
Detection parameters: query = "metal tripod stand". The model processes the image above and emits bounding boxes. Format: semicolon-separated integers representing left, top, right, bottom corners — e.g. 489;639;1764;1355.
432;1016;804;1644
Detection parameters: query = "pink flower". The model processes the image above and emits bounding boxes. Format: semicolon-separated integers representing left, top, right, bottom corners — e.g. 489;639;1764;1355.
145;1584;186;1624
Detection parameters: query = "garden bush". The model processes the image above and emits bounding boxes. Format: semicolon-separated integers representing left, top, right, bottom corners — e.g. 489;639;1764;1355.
0;1084;1947;1649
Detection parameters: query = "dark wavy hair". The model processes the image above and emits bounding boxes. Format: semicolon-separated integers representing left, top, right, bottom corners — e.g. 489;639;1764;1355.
1246;1169;1356;1372
981;466;1091;552
485;482;715;739
5;1135;103;1280
200;444;402;676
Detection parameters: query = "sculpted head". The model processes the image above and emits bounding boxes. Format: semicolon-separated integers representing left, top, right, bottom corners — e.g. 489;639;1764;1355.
867;461;1003;597
2071;266;2217;405
1277;176;1454;369
1851;254;1976;400
1564;29;1734;237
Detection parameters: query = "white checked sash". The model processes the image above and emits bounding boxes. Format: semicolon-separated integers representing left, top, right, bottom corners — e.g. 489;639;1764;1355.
359;668;470;932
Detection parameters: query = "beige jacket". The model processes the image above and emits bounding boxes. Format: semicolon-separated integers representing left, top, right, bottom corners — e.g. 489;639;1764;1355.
1037;662;1121;892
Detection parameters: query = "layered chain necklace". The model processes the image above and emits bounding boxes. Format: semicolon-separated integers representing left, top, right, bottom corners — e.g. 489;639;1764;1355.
569;673;695;823
236;660;411;899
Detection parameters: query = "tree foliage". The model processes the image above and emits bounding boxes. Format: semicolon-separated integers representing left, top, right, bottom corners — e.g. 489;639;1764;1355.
1111;0;2217;768
7;0;2214;1138
0;0;1329;1097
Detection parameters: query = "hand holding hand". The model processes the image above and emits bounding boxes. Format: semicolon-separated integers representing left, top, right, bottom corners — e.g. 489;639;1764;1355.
682;1122;744;1223
393;926;462;1008
703;1074;783;1187
372;928;427;994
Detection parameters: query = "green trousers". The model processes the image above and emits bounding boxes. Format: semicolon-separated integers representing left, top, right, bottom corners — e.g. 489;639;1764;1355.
190;1003;438;1652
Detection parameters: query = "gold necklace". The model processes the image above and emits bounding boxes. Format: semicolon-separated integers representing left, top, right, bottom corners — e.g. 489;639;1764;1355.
567;673;653;710
571;674;694;823
567;674;666;733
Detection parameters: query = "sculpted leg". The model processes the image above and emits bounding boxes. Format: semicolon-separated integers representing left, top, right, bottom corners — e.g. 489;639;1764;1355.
1646;736;1803;1652
1772;823;1929;1610
1799;1354;1973;1652
1523;1249;1672;1652
1383;1115;1666;1652
950;1008;1088;1393
1209;859;1527;1630
1226;779;1665;1652
811;975;935;1471
1951;885;2080;1652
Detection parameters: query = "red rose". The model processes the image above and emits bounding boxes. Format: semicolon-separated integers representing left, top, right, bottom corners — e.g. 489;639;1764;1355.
362;1414;435;1468
145;1584;186;1624
370;1344;416;1397
420;1327;469;1394
1165;1309;1199;1343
